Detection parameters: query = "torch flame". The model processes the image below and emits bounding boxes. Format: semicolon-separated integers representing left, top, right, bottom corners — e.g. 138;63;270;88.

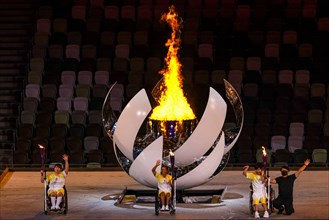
38;144;44;149
169;149;174;156
149;5;196;121
262;146;267;157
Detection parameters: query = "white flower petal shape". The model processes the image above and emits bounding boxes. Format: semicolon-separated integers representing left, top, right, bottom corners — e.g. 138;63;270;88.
223;79;244;154
104;80;244;190
129;137;163;188
174;87;227;166
175;132;225;189
113;89;151;161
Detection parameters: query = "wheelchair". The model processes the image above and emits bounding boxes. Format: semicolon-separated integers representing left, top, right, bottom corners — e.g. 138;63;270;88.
155;188;175;216
249;183;275;215
43;173;68;215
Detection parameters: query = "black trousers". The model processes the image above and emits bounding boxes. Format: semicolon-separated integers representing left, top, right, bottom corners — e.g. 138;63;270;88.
273;196;294;215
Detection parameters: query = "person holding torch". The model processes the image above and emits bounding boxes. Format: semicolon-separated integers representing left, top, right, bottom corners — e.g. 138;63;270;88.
243;162;270;218
152;157;173;211
40;149;69;210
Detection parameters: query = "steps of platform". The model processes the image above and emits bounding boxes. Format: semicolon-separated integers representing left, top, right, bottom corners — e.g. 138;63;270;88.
0;3;34;10
0;16;33;23
0;56;25;62
0;49;25;56
0;29;30;36
0;63;25;69
0;108;17;114
0;42;28;49
0;69;22;75
0;23;33;30
0;0;37;159
0;36;30;43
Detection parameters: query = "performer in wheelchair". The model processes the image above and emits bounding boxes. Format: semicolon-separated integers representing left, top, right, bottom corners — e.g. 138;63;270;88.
152;160;172;211
40;154;69;210
243;163;270;218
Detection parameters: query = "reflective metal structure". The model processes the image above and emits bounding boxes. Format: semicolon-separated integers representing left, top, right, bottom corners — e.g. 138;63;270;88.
102;79;244;189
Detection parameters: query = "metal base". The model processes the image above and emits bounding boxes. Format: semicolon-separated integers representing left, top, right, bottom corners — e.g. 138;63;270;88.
117;187;226;204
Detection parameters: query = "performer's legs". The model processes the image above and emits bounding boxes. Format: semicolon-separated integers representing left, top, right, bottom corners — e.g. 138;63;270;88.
48;189;57;209
165;193;171;210
55;189;64;209
165;193;170;205
159;192;165;210
261;198;269;218
260;197;268;211
284;199;294;215
253;195;260;218
273;196;285;214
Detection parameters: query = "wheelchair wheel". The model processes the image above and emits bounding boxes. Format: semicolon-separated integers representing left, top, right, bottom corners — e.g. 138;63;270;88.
169;194;175;215
44;192;51;215
155;201;160;216
169;203;175;215
63;187;68;214
249;186;254;215
155;189;160;216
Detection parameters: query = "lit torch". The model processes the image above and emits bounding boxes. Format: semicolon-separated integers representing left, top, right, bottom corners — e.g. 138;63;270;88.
262;146;267;170
262;146;271;210
262;146;269;177
169;149;176;209
39;144;48;212
38;144;46;171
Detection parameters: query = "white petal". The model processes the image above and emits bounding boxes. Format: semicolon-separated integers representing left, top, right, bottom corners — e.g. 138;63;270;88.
174;87;227;166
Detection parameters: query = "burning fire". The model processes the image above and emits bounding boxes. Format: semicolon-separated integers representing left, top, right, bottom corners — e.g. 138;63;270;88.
262;146;267;157
149;5;195;121
38;144;44;149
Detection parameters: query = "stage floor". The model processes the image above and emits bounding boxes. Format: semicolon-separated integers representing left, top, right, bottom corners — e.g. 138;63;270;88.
1;170;328;219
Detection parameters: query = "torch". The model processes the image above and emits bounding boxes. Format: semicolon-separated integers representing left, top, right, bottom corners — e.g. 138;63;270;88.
169;150;176;209
38;144;48;211
261;146;268;176
262;146;270;210
38;144;46;172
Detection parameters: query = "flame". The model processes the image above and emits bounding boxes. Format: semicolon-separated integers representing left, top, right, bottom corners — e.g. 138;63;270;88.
38;144;44;149
149;5;196;121
169;149;174;156
262;146;267;157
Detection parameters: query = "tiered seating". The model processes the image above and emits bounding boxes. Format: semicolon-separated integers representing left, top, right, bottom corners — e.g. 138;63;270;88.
15;0;329;167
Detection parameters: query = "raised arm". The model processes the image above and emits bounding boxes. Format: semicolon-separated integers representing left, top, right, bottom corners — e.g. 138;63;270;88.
295;159;310;178
242;165;249;177
152;160;161;176
63;154;69;174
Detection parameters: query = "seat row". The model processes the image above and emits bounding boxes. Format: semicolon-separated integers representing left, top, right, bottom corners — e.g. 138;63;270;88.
229;147;328;166
14;135;119;167
17;124;105;145
32;29;328;56
41;0;322;8
235;132;328;154
37;1;329;24
29;55;322;75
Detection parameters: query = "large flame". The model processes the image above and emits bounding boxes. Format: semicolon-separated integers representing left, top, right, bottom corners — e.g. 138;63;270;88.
149;6;196;121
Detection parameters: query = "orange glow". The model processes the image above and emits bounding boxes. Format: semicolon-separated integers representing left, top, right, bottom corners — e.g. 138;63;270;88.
262;146;267;157
38;144;44;149
149;5;196;121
